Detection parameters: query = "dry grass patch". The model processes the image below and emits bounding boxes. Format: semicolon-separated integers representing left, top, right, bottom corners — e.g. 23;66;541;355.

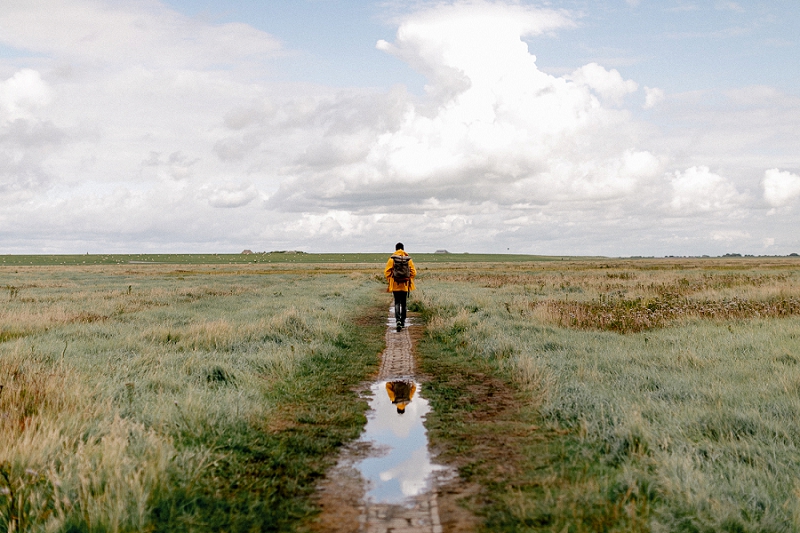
541;294;800;333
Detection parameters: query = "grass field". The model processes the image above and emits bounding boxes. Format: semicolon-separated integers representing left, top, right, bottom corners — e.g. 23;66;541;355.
0;263;387;532
414;257;800;532
3;256;800;532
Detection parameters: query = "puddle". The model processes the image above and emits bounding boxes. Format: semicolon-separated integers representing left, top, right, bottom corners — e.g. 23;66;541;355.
352;380;448;505
386;306;414;328
313;311;468;532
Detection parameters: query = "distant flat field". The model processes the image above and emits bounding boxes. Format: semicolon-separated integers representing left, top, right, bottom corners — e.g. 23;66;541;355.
0;253;593;266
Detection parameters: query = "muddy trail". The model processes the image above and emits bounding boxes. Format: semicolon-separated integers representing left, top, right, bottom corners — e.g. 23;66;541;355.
312;309;479;533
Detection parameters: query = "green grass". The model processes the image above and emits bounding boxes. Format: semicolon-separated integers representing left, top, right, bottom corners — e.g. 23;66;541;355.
0;264;387;532
6;257;800;532
413;260;800;532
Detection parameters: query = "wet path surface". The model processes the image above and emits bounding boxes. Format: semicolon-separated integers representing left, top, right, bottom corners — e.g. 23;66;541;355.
356;380;447;505
314;309;451;533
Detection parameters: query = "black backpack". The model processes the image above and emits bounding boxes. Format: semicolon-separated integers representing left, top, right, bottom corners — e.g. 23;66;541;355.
389;381;413;403
390;255;411;282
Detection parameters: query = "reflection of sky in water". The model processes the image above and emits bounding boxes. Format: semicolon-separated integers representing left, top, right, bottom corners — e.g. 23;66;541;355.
387;306;414;327
354;381;447;504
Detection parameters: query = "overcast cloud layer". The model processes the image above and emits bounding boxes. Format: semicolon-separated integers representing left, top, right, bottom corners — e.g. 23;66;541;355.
1;0;799;255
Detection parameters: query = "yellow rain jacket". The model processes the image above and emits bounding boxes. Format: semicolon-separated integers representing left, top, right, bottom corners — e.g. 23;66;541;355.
386;381;416;412
384;250;416;292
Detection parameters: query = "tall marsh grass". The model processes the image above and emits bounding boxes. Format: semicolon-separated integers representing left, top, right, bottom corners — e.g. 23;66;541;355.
414;259;800;531
419;258;800;332
0;265;384;531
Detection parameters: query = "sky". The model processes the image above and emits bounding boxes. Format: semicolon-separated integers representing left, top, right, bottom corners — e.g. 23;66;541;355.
1;0;799;256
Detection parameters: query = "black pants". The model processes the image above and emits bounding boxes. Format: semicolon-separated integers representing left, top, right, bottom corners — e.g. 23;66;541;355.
393;291;408;325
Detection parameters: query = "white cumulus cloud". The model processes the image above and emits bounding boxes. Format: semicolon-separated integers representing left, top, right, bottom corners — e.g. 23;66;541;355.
568;63;638;105
0;69;52;121
1;0;798;256
644;86;665;109
376;2;573;102
763;168;800;207
670;166;745;213
270;1;661;214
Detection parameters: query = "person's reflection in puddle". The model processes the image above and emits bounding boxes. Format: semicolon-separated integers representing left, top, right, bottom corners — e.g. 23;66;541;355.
385;380;416;414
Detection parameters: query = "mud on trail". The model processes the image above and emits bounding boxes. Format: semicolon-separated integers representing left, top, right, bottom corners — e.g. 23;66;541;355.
311;311;483;533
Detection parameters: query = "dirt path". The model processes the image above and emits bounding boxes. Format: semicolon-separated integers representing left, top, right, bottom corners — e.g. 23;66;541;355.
378;322;415;379
362;324;443;533
312;314;453;533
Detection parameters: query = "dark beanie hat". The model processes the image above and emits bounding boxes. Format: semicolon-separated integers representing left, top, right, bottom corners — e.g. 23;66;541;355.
395;242;404;250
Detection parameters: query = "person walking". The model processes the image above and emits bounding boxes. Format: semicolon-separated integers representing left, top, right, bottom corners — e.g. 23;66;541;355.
385;242;416;331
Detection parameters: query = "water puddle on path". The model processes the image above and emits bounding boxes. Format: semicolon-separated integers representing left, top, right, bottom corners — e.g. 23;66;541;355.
353;380;448;505
315;311;454;532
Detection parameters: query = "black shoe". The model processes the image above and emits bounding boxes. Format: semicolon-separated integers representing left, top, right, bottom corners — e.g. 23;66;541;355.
396;323;402;332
